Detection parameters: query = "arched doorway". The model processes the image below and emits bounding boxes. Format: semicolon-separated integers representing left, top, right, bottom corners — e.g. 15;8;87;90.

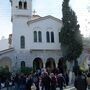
45;58;56;71
0;57;12;71
33;57;43;71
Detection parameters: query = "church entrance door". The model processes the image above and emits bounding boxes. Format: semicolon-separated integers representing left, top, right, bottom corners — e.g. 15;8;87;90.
33;57;43;71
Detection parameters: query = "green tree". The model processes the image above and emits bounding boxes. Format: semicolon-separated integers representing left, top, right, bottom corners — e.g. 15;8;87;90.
0;66;11;80
60;0;83;64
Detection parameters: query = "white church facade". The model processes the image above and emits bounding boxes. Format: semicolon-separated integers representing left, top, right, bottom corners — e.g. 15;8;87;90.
0;0;90;72
0;0;63;71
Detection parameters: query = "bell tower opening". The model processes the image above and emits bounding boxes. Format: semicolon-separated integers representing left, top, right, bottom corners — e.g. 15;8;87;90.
19;1;22;9
24;1;27;9
18;1;27;9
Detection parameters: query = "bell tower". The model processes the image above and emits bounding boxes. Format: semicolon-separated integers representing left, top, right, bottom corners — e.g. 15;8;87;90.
10;0;32;49
10;0;32;20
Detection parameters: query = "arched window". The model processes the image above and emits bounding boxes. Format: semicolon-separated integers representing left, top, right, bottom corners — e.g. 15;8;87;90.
21;61;25;67
34;31;37;42
51;32;54;42
19;1;22;9
46;31;50;42
24;1;27;9
38;31;42;42
20;36;25;49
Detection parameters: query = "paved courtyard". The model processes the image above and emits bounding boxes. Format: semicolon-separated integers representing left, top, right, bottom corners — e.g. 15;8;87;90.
1;86;75;90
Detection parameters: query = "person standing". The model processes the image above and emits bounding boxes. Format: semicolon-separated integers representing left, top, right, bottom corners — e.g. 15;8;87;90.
0;78;1;90
74;70;87;90
26;75;33;90
57;73;66;90
19;74;26;90
63;71;69;86
50;73;56;90
43;72;51;90
32;74;39;90
87;72;90;89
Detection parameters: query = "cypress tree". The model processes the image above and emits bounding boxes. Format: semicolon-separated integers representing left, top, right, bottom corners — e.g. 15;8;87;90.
60;0;83;63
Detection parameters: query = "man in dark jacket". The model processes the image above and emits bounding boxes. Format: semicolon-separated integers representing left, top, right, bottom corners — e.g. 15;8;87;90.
74;70;87;90
26;75;33;90
57;73;66;90
43;72;51;90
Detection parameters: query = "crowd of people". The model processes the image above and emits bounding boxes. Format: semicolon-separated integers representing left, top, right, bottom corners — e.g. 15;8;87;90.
0;68;69;90
0;67;90;90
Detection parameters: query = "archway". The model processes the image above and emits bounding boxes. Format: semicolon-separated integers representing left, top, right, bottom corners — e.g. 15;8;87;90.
45;58;56;71
0;57;12;71
33;57;43;71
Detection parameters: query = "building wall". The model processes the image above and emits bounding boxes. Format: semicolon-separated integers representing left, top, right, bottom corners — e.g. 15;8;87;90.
0;49;62;71
12;17;29;49
13;17;62;50
29;18;62;50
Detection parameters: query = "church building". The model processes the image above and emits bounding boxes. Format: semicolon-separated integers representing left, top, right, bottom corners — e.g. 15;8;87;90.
0;0;89;72
0;0;63;71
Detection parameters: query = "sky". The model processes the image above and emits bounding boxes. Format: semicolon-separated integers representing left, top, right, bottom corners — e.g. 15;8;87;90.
0;0;90;40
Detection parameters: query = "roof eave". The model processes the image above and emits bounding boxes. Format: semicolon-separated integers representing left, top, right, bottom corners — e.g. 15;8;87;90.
27;15;62;25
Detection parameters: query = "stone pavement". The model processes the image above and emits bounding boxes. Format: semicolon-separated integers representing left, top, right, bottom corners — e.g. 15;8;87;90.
63;86;75;90
2;86;90;90
1;86;76;90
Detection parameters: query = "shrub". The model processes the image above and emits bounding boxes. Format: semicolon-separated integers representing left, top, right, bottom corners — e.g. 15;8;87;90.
20;67;33;75
0;66;11;82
